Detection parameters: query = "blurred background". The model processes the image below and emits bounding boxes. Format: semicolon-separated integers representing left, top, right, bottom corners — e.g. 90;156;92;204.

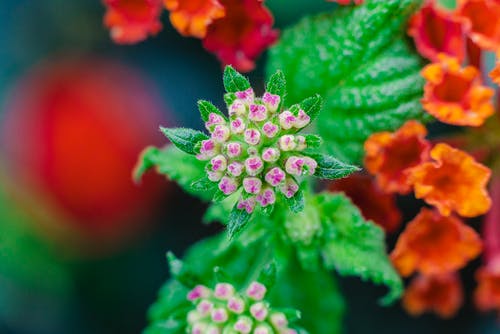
0;1;497;333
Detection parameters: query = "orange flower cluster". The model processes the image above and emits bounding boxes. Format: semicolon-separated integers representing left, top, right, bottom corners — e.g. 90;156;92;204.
475;258;500;316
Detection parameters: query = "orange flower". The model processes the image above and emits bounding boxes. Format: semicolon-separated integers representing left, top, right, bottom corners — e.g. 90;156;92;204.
103;0;163;44
458;0;500;50
164;0;225;39
421;54;494;127
475;258;500;315
329;173;402;233
391;208;482;276
490;51;500;85
408;1;468;62
408;143;491;217
364;121;430;195
403;273;463;318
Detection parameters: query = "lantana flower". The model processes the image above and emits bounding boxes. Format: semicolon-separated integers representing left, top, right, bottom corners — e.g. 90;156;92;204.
103;0;163;44
364;121;430;195
474;258;500;315
329;173;402;233
408;143;491;217
164;0;225;38
457;0;500;51
408;1;468;62
403;273;463;318
421;54;495;127
391;208;482;276
327;0;364;5
202;0;279;72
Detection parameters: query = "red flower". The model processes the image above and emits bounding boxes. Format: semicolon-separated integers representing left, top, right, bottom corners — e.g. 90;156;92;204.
408;143;491;217
458;0;500;51
103;0;163;44
475;258;500;315
329;173;402;233
164;0;225;38
408;1;468;62
202;0;279;72
327;0;363;4
403;273;463;318
391;208;482;276
490;51;500;85
364;121;430;195
421;54;495;127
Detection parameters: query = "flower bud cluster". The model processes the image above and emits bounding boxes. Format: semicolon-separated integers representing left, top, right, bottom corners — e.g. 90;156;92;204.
196;88;317;213
186;281;297;334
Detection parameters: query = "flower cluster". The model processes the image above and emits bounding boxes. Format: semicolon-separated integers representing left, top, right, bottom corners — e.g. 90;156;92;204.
197;88;317;214
186;282;298;334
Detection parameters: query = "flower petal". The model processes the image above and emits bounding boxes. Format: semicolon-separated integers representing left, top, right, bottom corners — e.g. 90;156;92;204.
165;0;225;38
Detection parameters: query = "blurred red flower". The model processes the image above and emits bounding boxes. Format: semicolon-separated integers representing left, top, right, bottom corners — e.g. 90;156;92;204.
327;0;363;4
165;0;225;38
458;0;500;50
103;0;163;44
475;258;500;315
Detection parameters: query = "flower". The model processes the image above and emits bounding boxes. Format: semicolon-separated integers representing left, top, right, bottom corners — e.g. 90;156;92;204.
421;54;494;127
408;1;468;62
164;0;225;38
490;51;500;85
458;0;500;51
408;143;491;217
197;88;317;214
329;173;402;233
202;0;279;72
103;0;163;44
391;208;482;276
403;273;463;318
364;121;430;194
474;258;500;315
327;0;364;4
186;281;299;333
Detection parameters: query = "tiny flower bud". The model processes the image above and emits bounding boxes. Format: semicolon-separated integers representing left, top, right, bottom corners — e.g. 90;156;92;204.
197;299;214;315
246;282;267;300
256;188;276;207
210;155;227;172
244;128;261;146
250;302;269;321
206;113;225;130
296;135;307;151
249;104;268;122
279;110;297;130
214;283;235;300
262;92;280;113
230;118;246;134
212;124;231;143
227;296;245;314
270;312;288;328
254;324;272;334
219;177;238;195
303;157;318;175
206;324;221;334
262;122;279;138
245;157;264;176
233;316;253;333
208;171;223;182
261;147;280;163
188;285;211;301
265;167;286;187
229;101;246;117
237;196;256;214
243;177;263;194
279;135;297;151
192;322;207;334
211;307;228;323
247;146;258;156
197;139;218;160
226;142;242;158
235;88;255;104
285;156;305;176
294;109;310;129
280;178;299;198
227;162;244;177
187;310;201;324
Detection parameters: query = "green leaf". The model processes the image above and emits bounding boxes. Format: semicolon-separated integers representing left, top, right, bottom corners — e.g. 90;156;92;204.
303;134;322;149
190;176;217;194
267;0;426;164
299;94;323;122
316;193;403;305
160;127;208;155
223;65;251;93
310;153;360;179
257;262;277;288
266;70;287;101
227;205;252;239
197;100;226;122
284;188;305;213
133;146;161;183
167;252;199;288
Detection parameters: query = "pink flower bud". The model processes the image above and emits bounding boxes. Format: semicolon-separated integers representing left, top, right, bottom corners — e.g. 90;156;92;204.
197;139;218;161
205;113;225;129
214;283;235;300
207;171;223;182
218;176;238;195
226;142;242;158
235;88;255;104
270;312;288;328
197;299;214;315
245;157;264;176
262;122;279;138
296;135;307;151
247;146;258;156
237;196;256;214
210;155;227;172
279;110;297;130
187;310;201;324
211;308;228;323
250;302;268;321
285;156;305;176
230;118;246;134
243;177;262;194
265;167;286;187
254;325;271;334
303;157;318;175
233;316;253;333
279;135;297;151
187;285;210;301
249;104;268;122
246;282;267;300
244;128;261;146
262;92;280;113
227;297;245;314
280;178;299;198
256;188;276;207
206;324;221;334
212;124;231;143
191;322;207;334
229;101;246;117
227;162;244;177
261;147;280;163
294;109;310;128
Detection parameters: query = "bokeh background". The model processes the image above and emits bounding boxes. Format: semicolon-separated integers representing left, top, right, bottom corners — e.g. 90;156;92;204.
0;1;497;333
